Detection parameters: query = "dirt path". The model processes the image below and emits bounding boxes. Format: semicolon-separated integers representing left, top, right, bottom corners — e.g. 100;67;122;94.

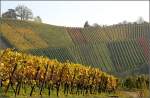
123;91;139;98
0;37;11;49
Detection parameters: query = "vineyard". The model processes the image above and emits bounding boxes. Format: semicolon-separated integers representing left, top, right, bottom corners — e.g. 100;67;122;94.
0;18;149;75
0;18;150;97
0;49;149;97
0;48;118;97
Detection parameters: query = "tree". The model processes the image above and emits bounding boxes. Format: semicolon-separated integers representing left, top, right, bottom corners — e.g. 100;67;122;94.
34;16;42;23
2;9;17;19
84;21;90;28
93;23;100;27
122;20;128;24
136;17;144;24
15;5;33;20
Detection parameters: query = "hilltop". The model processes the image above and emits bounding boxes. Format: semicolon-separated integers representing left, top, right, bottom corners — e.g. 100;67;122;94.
0;18;150;76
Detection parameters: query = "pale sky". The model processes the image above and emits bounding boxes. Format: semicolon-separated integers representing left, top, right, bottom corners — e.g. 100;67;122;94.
1;1;149;27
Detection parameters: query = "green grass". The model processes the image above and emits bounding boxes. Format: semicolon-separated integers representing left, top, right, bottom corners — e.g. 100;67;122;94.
1;87;149;98
0;87;134;98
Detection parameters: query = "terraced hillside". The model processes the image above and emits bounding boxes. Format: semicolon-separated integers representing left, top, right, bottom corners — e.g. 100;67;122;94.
0;18;150;75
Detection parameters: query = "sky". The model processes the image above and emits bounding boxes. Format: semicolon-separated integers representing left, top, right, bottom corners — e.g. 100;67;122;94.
1;1;149;27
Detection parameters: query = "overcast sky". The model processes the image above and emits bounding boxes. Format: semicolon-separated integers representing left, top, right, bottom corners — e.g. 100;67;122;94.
1;1;149;27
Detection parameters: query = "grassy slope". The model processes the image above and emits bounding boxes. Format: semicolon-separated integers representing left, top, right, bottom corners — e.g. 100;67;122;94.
1;19;74;49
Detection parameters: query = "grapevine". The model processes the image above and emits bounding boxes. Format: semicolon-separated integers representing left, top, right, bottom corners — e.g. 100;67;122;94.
0;48;118;96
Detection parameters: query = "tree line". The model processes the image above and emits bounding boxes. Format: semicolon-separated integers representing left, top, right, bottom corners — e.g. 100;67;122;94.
84;17;147;28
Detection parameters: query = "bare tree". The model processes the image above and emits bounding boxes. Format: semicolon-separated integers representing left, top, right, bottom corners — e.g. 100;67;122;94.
15;5;33;20
84;21;90;28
